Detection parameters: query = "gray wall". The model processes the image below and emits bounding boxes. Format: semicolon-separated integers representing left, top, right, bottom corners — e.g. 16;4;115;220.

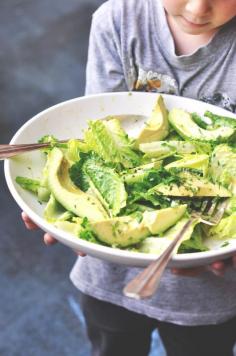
0;1;103;355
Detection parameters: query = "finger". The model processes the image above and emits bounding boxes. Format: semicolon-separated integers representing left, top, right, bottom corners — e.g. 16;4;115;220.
73;249;86;257
171;266;205;277
21;212;39;230
24;221;39;230
44;233;58;246
207;261;226;277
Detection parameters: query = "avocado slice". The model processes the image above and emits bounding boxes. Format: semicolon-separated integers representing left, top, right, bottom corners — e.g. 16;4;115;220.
139;217;200;254
91;205;187;247
123;160;162;184
91;215;150;247
135;95;169;145
165;154;209;176
44;194;74;223
139;141;196;159
169;108;235;142
47;148;108;222
142;205;187;234
54;220;83;236
165;217;200;243
149;171;231;197
138;237;172;254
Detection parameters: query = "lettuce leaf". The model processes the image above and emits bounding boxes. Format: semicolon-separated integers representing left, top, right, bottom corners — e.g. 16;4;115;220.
66;139;89;163
208;212;236;240
16;176;50;202
125;166;182;206
84;119;140;168
69;153;127;216
204;111;236;129
38;135;67;154
16;176;40;194
178;225;208;253
209;144;236;191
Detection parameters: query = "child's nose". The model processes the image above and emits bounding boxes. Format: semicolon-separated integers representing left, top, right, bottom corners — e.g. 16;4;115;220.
185;0;211;18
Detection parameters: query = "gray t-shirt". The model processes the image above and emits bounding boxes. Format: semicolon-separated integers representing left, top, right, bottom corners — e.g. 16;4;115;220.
70;0;236;326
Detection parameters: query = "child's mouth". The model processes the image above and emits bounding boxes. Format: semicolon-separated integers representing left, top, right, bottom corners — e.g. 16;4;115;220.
181;16;209;29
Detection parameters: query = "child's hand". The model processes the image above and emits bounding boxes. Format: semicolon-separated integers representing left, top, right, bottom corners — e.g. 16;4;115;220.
171;255;236;277
21;212;86;256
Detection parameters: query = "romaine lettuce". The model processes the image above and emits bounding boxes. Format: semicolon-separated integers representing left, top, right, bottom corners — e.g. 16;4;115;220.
70;153;127;216
84;118;141;168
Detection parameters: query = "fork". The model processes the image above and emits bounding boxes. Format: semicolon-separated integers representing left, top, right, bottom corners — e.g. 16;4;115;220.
0;115;147;160
0;139;79;159
123;199;229;300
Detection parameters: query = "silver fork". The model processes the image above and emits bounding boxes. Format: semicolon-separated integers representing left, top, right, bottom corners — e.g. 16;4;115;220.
0;115;146;160
123;199;229;300
0;139;79;159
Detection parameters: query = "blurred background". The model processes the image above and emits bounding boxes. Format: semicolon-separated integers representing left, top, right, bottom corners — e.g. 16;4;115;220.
0;1;166;355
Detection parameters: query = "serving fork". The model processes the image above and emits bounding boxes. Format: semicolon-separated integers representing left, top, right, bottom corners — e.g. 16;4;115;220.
123;199;229;300
0;114;146;160
0;140;73;159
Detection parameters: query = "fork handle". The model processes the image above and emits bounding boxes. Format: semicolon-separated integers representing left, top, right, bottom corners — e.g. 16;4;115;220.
123;217;195;299
0;140;70;160
0;144;50;159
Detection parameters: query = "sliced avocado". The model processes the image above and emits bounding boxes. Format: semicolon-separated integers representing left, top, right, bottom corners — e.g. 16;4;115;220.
149;171;231;197
165;217;200;243
165;154;209;176
138;237;171;254
91;215;149;247
47;148;108;222
191;112;210;129
139;141;196;159
44;194;74;223
135;95;169;145
91;205;187;247
142;205;187;234
169;108;235;142
123;161;162;184
139;217;200;254
54;220;83;236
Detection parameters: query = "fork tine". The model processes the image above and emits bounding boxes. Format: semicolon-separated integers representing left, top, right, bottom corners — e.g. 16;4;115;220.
210;199;229;224
200;199;209;214
199;198;229;226
205;199;218;216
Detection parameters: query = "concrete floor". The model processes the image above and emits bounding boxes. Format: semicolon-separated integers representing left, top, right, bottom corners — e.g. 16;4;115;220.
0;1;166;355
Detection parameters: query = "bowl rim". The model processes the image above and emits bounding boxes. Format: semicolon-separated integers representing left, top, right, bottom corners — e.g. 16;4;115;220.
4;91;236;264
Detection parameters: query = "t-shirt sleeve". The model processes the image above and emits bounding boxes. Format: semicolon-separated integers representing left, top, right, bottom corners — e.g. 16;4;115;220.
85;3;127;95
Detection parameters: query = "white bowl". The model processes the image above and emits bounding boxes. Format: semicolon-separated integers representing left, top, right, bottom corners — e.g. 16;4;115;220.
4;92;236;268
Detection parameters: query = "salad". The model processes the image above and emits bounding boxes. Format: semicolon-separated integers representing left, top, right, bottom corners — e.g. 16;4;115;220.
16;95;236;255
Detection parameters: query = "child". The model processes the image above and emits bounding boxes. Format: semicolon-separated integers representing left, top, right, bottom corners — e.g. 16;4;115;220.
23;1;236;355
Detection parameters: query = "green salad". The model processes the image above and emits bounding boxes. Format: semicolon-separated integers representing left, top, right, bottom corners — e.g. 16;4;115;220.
16;96;236;254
